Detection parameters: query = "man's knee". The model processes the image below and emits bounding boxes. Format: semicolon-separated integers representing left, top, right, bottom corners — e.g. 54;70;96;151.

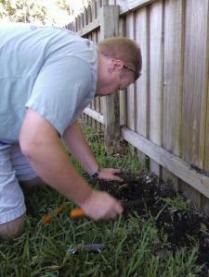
0;215;25;239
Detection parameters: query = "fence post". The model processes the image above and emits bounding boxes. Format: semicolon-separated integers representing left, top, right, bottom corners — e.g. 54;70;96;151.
99;5;120;154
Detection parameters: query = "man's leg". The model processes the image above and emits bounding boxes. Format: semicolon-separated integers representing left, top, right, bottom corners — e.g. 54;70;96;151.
0;215;25;239
0;143;26;239
0;144;47;239
11;144;47;190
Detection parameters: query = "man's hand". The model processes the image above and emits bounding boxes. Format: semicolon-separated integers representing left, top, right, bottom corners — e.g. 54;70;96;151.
63;123;123;182
97;168;123;182
80;190;123;220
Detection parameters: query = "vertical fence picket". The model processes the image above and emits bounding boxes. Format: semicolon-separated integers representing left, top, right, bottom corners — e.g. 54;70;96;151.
118;17;126;127
91;0;97;19
148;1;164;175
135;8;148;166
126;13;136;132
182;0;209;168
99;5;120;153
161;0;184;191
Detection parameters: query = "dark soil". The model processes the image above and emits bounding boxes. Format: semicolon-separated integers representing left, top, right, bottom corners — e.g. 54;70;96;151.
93;172;209;277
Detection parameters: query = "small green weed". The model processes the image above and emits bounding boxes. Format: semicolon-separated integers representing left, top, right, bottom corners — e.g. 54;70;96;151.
161;194;191;212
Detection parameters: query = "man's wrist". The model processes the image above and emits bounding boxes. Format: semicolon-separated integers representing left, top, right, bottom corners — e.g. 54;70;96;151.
90;167;101;179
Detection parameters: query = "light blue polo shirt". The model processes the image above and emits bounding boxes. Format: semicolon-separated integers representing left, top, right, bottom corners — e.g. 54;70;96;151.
0;23;97;143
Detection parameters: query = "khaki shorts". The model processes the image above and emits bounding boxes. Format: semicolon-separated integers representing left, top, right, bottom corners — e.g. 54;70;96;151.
0;143;37;224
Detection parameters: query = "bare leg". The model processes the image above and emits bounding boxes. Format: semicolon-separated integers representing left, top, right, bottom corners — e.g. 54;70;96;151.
0;214;25;239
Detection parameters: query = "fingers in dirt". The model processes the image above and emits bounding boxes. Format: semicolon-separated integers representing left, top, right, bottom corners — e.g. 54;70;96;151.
113;170;124;182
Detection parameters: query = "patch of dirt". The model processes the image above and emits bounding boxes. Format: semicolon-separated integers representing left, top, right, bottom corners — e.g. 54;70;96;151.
94;172;209;277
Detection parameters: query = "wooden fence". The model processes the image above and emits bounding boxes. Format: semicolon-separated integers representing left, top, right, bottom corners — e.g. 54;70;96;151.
66;0;209;212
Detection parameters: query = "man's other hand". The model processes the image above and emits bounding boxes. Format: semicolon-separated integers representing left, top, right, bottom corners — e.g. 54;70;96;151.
80;190;123;220
97;168;123;182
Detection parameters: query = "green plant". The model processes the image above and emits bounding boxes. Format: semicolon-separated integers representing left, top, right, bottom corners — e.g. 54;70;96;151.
161;195;190;212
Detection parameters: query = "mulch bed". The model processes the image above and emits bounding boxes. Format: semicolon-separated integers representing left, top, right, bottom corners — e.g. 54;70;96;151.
94;172;209;277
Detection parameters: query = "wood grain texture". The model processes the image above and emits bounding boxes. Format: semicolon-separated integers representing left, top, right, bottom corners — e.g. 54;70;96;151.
118;17;127;126
148;1;163;175
161;0;184;187
84;107;104;124
149;1;163;145
91;0;98;19
135;8;148;137
126;12;136;131
204;109;209;170
162;0;184;155
117;0;157;15
203;2;209;171
122;127;209;199
100;5;121;153
182;0;209;168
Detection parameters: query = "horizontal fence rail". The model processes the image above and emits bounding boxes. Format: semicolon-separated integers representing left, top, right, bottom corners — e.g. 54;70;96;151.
122;127;209;198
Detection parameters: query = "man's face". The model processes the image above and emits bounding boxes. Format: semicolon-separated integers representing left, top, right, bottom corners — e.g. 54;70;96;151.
96;58;137;96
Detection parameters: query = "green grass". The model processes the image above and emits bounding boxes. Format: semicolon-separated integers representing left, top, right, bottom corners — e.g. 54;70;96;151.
0;127;202;277
161;195;191;212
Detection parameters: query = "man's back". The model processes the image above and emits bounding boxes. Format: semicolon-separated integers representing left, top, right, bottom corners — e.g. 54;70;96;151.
0;24;97;142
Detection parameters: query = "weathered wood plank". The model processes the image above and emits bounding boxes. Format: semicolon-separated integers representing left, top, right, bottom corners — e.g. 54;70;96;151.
87;5;92;23
149;1;163;175
203;3;209;171
163;0;184;155
161;0;184;188
117;0;157;15
128;8;148;166
84;107;104;124
81;12;85;28
149;1;163;145
75;17;78;32
126;13;136;131
84;7;88;25
100;5;120;153
91;31;97;129
91;0;97;19
78;18;100;37
201;194;209;215
135;7;148;137
122;127;209;199
182;0;209;168
99;6;119;37
162;169;180;192
78;15;81;31
118;17;126;126
180;181;201;209
108;0;116;5
205;120;209;171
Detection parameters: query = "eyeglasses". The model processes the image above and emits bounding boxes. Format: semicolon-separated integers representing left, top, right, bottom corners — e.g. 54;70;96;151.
123;64;140;79
104;55;141;80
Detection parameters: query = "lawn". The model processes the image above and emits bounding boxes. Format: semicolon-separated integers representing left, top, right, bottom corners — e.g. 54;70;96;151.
0;127;207;277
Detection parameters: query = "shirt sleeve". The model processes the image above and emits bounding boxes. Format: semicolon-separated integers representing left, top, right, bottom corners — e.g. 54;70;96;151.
26;56;94;135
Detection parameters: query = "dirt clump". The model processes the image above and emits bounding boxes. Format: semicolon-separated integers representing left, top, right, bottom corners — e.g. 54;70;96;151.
95;172;209;276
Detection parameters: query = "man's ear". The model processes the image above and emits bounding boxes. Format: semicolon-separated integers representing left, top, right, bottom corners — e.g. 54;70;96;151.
107;58;123;73
112;59;124;71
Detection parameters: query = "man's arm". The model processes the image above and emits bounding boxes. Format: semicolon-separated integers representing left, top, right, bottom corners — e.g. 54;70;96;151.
63;121;122;181
19;109;123;219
